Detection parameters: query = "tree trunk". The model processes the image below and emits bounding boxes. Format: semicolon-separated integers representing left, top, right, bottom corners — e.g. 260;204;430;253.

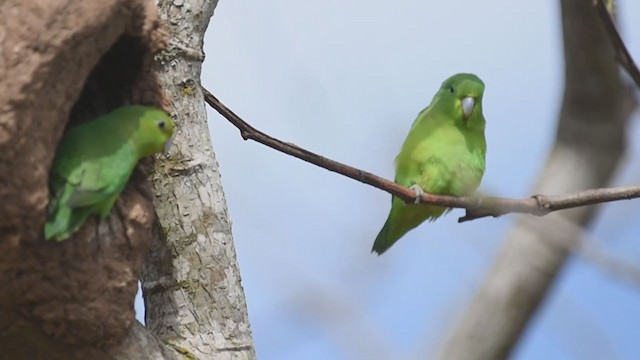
142;0;256;358
0;0;253;358
0;0;180;359
434;1;635;359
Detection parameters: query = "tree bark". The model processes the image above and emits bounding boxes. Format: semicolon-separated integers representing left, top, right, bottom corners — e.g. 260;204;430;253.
434;1;635;359
142;0;256;358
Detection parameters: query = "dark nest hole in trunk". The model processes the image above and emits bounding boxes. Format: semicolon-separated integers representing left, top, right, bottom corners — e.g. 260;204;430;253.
67;35;146;128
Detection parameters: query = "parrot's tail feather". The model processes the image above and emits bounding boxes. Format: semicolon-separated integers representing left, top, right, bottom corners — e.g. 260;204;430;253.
43;210;89;241
372;217;401;255
43;219;69;241
372;203;448;255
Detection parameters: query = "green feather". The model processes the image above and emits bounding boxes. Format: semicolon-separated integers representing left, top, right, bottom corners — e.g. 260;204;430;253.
372;73;487;254
44;105;174;241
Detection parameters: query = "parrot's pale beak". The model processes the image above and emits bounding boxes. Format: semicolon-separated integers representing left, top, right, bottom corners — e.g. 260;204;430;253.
461;97;475;119
163;136;174;153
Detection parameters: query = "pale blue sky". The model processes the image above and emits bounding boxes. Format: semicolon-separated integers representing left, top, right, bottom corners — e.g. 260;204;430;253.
138;1;640;358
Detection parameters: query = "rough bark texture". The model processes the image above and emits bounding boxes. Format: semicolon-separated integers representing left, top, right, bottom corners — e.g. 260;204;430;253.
434;1;635;359
0;0;179;358
142;0;256;358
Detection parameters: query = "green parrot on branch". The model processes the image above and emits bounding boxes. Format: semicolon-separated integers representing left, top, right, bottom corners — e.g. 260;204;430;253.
44;105;175;241
372;73;487;254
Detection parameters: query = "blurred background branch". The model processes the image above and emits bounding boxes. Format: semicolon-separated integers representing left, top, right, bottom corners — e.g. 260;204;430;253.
434;0;637;358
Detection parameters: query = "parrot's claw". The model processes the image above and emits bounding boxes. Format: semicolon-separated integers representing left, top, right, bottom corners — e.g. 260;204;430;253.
410;185;425;204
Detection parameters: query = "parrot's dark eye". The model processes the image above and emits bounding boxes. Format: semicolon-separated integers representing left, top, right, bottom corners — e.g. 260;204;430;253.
158;121;166;129
448;86;455;94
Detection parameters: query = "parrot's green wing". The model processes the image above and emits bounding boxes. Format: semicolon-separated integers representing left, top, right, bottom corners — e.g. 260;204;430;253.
44;105;175;241
44;130;137;241
372;112;453;254
67;188;115;208
372;73;487;255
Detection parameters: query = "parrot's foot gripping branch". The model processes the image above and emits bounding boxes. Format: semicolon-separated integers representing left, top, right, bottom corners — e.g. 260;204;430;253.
410;185;425;204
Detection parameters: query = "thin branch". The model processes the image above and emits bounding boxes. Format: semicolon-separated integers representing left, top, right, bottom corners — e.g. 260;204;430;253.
202;87;640;222
593;0;640;88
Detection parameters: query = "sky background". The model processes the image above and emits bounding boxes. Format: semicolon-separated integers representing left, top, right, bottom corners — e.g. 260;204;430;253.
137;1;640;359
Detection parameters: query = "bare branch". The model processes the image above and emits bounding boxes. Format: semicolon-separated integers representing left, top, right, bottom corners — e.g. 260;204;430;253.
593;0;640;87
458;186;640;222
203;87;640;222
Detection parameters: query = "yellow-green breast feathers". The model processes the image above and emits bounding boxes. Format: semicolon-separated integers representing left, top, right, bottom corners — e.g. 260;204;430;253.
372;73;487;254
44;105;174;241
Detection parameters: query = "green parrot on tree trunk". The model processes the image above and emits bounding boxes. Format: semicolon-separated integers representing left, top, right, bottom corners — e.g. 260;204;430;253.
372;73;487;255
44;105;175;241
